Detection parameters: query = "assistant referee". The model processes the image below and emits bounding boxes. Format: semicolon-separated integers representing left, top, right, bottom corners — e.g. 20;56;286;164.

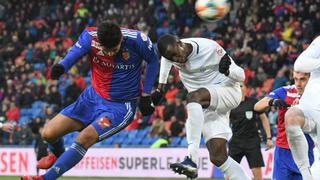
228;84;273;180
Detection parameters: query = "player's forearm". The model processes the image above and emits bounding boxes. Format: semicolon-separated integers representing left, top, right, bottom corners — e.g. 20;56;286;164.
228;61;245;82
143;57;159;94
260;113;272;138
254;97;272;113
158;58;173;84
294;55;320;73
59;48;85;72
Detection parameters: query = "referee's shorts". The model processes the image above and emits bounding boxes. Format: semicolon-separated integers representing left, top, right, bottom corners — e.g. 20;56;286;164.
228;136;264;168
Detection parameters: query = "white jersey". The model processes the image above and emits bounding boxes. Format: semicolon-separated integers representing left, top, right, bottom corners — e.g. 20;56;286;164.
159;38;245;92
294;36;320;110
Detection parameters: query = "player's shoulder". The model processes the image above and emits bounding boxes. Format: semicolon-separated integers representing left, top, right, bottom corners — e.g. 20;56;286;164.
85;27;97;36
121;28;140;40
182;37;216;44
283;85;297;92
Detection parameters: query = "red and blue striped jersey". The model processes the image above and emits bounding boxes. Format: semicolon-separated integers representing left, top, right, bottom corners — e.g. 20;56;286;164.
59;27;159;101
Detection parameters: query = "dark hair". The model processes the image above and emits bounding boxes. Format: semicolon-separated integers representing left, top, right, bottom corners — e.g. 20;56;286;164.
97;21;122;49
157;34;177;57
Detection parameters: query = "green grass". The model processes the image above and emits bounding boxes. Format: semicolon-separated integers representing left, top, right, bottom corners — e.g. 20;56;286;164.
3;176;271;180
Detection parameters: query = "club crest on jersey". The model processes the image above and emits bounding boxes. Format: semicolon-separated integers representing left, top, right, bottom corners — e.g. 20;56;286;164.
97;116;112;129
245;111;253;120
122;49;130;60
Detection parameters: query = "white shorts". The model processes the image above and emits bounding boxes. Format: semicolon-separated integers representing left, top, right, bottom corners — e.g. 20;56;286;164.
202;83;242;142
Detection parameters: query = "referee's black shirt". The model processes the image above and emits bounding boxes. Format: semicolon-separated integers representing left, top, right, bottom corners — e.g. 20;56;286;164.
229;97;261;140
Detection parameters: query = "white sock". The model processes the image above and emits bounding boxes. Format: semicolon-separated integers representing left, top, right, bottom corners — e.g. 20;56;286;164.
218;157;251;180
186;102;204;165
286;125;314;180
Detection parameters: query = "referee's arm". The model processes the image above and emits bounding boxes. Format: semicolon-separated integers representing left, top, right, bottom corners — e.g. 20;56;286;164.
259;112;273;150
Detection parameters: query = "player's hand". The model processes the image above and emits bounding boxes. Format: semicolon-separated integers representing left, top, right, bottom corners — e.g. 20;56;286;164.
139;95;155;116
151;88;164;105
265;139;274;151
50;64;65;80
218;54;231;76
268;99;290;109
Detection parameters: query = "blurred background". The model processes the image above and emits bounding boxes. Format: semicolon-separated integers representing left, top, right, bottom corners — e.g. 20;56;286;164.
0;0;319;179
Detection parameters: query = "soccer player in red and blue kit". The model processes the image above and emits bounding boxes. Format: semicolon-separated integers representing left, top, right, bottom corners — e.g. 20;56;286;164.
254;71;314;180
21;21;159;180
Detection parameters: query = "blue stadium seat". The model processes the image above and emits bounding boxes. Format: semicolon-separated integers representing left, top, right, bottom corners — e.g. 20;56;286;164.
170;137;181;147
180;137;188;147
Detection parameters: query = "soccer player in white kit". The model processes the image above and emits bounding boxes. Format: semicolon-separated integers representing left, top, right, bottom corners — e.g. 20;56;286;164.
155;34;250;179
285;35;320;180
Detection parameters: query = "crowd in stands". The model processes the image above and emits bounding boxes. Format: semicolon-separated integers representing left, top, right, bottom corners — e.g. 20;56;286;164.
0;0;319;147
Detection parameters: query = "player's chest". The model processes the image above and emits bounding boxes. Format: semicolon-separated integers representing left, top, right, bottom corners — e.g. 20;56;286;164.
175;56;218;73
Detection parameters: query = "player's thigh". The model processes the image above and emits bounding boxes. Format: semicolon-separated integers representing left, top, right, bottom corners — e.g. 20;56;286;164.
42;113;84;142
91;101;136;141
202;110;232;142
293;105;318;134
204;83;242;113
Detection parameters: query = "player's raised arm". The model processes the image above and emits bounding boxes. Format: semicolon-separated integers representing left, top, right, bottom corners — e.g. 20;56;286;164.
51;29;91;80
294;36;320;73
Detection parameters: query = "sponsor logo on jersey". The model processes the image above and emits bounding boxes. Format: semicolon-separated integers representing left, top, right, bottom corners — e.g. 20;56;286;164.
92;40;103;50
97;116;112;129
92;57;135;70
122;49;130;60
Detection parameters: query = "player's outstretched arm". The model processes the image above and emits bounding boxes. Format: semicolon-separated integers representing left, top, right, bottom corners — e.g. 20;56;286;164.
295;36;320;73
254;97;273;113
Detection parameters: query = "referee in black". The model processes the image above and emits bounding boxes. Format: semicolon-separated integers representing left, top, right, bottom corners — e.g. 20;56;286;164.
228;84;273;180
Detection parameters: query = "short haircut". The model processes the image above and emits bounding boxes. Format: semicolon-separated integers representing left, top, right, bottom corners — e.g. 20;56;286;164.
97;21;122;49
157;34;178;57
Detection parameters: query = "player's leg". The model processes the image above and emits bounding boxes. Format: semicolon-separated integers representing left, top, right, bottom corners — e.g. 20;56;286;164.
285;107;316;179
42;100;136;180
37;114;84;169
169;88;211;178
185;88;210;164
206;138;251;180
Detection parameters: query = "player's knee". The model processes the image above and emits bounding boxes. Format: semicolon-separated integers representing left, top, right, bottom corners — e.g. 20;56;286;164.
285;108;304;127
41;127;57;143
209;153;227;167
75;126;99;149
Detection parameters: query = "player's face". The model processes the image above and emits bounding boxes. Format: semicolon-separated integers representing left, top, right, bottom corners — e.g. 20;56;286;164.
102;37;122;57
293;72;310;95
165;41;189;63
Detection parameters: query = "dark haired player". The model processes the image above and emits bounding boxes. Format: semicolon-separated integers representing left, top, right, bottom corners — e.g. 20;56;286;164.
21;21;159;180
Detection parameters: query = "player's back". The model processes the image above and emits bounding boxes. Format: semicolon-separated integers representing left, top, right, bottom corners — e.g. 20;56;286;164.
295;36;320;110
170;38;234;92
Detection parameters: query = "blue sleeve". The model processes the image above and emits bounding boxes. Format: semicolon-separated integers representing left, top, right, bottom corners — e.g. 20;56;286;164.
59;30;92;72
267;87;286;100
136;32;159;94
